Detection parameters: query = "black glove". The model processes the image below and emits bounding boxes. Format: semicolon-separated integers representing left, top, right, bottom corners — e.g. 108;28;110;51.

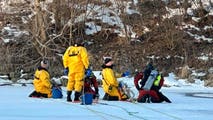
50;80;57;87
136;86;140;91
140;79;146;87
95;88;99;94
95;93;99;99
108;85;112;92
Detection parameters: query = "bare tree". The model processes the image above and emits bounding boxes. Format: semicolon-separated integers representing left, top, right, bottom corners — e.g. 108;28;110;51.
32;0;48;57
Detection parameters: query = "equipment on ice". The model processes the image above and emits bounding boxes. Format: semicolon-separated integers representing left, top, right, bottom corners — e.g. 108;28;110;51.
52;87;63;99
143;70;158;90
81;93;93;105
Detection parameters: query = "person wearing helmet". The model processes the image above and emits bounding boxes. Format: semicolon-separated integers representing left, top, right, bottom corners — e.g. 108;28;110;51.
63;38;89;102
83;69;99;100
29;59;52;98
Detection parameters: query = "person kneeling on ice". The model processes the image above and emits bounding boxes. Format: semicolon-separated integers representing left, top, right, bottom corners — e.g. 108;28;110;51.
102;57;122;101
29;59;52;98
83;68;99;100
134;62;171;103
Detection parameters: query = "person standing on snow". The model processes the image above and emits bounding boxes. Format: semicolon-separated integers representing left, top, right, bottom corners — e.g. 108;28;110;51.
63;38;89;102
102;57;121;101
29;59;52;98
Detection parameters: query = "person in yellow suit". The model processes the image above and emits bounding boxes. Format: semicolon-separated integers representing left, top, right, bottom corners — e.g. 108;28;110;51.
102;57;121;101
63;38;89;102
29;59;52;98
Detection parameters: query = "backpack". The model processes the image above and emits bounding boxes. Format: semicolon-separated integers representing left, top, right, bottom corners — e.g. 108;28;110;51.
143;69;158;90
52;87;63;99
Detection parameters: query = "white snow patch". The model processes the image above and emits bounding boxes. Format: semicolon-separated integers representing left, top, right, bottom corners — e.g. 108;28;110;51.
192;17;201;22
85;22;101;35
204;25;213;30
198;55;209;61
1;26;29;43
0;78;12;84
17;79;33;84
163;7;185;19
125;2;140;15
187;8;194;16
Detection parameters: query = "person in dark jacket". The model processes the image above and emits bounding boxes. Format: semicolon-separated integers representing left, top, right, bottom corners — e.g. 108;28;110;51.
83;70;99;99
134;63;171;103
140;62;154;88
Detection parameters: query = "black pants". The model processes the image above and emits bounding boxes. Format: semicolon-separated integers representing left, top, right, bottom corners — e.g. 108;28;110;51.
103;93;119;101
29;91;48;98
156;91;172;103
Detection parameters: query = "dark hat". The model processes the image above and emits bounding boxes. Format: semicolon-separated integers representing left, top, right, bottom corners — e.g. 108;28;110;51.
41;58;48;65
104;57;112;64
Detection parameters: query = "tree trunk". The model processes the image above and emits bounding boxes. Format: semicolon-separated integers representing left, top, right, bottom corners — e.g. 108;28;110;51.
32;0;47;57
53;0;61;33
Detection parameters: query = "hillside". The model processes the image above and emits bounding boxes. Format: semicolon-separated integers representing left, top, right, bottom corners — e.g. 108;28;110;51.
0;77;213;120
0;0;212;86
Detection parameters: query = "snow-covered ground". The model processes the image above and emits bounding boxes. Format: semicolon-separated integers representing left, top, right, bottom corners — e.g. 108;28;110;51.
0;72;213;120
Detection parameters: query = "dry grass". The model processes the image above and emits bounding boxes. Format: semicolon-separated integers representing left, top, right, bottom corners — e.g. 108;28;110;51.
0;0;212;85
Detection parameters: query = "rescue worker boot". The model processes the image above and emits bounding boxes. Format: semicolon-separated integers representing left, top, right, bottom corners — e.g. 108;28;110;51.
162;95;172;103
158;92;172;103
103;93;109;100
74;91;81;102
108;96;119;101
67;91;72;102
137;94;149;103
